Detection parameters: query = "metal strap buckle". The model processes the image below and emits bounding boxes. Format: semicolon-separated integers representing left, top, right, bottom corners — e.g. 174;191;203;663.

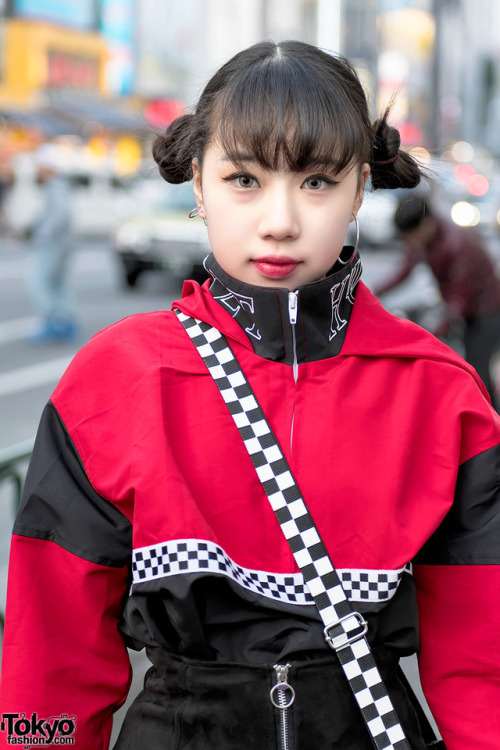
323;612;368;651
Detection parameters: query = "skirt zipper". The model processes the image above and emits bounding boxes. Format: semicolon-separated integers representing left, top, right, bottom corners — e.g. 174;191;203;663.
270;663;295;750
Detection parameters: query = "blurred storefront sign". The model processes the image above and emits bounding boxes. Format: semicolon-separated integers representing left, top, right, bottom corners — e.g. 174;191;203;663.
0;13;144;176
99;0;135;96
12;0;96;31
0;19;107;103
143;99;185;129
47;50;100;91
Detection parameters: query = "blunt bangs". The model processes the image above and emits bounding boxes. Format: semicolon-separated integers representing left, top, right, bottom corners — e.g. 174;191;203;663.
209;45;371;175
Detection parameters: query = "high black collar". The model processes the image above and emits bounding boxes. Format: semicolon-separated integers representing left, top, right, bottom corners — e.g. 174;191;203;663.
204;248;362;365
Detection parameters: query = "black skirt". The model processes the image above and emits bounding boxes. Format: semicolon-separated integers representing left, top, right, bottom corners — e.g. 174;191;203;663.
113;647;428;750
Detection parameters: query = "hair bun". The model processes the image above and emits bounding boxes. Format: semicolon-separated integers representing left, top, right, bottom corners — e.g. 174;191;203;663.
372;124;400;166
370;109;421;190
152;114;196;184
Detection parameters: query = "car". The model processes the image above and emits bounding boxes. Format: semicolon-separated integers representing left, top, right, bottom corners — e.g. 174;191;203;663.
2;152;138;238
111;177;211;287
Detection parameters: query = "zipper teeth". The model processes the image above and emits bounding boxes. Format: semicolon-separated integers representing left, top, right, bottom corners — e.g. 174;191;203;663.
288;292;298;457
272;664;293;750
288;292;299;382
278;692;290;750
290;322;298;383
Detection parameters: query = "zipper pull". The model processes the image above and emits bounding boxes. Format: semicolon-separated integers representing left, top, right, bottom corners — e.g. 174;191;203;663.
288;291;298;325
270;663;295;708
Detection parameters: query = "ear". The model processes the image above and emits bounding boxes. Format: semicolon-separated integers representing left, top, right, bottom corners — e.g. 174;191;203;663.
192;158;205;218
352;163;371;217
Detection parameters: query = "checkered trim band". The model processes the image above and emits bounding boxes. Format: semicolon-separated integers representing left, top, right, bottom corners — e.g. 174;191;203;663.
176;311;411;750
132;538;408;605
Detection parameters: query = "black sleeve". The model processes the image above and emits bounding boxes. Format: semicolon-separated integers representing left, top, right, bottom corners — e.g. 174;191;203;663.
413;442;500;565
14;400;132;568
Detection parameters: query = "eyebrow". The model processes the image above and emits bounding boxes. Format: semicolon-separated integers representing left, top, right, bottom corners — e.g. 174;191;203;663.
221;153;258;163
220;152;345;174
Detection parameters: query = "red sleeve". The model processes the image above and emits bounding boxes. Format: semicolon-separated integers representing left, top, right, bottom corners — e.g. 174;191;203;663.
0;538;131;749
415;565;500;750
413;394;500;750
0;401;133;749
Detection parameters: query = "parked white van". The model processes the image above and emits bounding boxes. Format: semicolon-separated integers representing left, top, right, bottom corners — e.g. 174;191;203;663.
2;152;137;238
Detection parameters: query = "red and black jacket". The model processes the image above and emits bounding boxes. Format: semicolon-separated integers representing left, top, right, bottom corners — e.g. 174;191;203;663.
1;251;499;749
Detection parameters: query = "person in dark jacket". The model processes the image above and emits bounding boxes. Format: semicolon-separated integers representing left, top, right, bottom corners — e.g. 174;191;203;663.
375;196;500;405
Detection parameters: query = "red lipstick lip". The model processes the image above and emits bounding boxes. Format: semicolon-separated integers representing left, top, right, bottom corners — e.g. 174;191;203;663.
254;255;298;265
252;256;301;279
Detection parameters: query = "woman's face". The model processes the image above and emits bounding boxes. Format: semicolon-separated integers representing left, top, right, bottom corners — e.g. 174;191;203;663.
193;141;370;290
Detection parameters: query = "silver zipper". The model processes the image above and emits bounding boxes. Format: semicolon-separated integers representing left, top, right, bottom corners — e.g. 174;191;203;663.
288;291;298;325
270;663;295;750
288;292;299;455
288;291;299;383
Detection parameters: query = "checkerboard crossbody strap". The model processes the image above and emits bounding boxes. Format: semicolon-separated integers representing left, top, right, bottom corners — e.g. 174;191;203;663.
176;310;412;750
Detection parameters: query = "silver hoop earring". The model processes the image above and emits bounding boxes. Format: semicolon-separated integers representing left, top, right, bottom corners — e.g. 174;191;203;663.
188;207;199;219
337;215;359;265
353;214;359;253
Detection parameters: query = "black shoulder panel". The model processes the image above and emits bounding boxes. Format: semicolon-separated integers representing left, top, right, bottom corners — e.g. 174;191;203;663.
414;442;500;564
13;401;132;567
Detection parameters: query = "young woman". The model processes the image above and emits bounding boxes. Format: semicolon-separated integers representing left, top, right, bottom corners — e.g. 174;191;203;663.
1;41;499;750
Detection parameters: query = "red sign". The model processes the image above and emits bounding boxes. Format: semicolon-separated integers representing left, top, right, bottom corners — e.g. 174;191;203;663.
144;99;185;128
47;50;100;90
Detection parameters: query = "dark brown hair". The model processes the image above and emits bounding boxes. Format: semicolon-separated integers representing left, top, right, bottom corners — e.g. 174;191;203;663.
394;196;432;233
153;40;421;190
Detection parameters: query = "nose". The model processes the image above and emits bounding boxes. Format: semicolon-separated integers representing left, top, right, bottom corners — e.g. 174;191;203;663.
258;183;300;241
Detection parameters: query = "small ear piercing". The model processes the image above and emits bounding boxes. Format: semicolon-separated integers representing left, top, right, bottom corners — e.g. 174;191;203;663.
188;206;207;226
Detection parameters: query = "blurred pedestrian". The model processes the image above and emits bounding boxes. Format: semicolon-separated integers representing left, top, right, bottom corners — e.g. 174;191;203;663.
26;143;77;342
375;196;500;406
0;141;13;226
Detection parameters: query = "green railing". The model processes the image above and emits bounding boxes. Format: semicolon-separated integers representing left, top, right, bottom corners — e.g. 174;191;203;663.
0;438;34;514
0;439;34;640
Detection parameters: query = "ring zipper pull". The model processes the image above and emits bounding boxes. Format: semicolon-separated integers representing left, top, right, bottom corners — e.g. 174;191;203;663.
270;663;295;709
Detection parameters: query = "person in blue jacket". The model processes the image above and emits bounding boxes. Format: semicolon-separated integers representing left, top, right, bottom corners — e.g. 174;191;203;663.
27;143;77;342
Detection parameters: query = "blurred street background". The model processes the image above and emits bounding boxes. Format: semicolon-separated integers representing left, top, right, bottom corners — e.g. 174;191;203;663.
1;0;500;739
